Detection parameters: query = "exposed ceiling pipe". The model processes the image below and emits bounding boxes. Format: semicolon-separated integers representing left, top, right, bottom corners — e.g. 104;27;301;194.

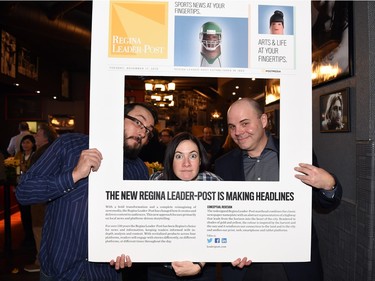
46;1;87;20
0;2;91;49
193;89;213;101
209;87;220;95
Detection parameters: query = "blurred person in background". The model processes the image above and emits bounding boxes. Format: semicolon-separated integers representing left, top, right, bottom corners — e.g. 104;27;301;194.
14;134;37;249
199;127;222;171
23;123;58;273
7;121;32;156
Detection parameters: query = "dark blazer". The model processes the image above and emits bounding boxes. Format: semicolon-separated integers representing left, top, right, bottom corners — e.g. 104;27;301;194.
215;147;342;281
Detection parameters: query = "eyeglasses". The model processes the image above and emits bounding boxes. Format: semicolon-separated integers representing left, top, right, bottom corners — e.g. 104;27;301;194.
125;114;154;138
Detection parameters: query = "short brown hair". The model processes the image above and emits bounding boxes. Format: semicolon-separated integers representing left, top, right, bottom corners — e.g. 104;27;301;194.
18;122;29;131
38;123;58;143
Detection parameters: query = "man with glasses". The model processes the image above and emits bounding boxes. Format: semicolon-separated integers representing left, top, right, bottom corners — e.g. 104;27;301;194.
122;102;159;281
159;128;174;146
16;102;158;281
124;103;158;180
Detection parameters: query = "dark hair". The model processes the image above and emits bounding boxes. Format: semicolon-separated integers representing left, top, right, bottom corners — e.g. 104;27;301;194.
161;132;209;180
270;10;284;26
324;93;343;120
19;134;36;153
18;122;29;131
160;128;174;137
38;123;58;143
124;103;158;124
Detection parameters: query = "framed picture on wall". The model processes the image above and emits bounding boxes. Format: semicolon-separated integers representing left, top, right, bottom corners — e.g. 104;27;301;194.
1;30;17;78
320;88;350;132
5;94;43;120
311;1;353;87
18;46;39;80
265;109;279;138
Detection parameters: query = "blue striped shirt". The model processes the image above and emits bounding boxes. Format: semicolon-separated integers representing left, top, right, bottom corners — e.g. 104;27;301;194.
123;157;149;180
16;133;120;281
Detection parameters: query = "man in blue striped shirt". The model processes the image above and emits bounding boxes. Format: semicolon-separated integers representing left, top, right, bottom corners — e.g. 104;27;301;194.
16;103;158;281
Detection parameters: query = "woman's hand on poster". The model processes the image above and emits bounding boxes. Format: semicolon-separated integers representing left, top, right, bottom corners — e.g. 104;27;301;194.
232;257;252;268
109;254;132;270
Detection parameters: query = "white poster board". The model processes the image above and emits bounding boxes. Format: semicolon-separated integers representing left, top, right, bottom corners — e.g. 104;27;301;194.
89;0;312;262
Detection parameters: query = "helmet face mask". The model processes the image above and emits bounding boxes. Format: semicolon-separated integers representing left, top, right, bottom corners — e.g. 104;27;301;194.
201;33;221;51
200;22;222;51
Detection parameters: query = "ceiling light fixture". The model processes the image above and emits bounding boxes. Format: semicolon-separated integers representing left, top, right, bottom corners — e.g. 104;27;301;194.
144;79;176;107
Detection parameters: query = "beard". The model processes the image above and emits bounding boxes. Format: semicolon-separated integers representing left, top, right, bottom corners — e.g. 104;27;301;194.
124;136;143;159
124;145;142;159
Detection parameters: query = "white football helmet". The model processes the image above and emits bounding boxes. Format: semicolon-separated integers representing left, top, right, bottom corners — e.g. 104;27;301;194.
199;22;222;51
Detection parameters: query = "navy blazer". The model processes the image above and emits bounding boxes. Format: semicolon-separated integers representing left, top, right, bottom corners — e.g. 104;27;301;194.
215;147;342;281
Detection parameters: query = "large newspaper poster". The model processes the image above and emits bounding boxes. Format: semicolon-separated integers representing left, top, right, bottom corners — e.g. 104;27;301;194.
89;0;312;262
